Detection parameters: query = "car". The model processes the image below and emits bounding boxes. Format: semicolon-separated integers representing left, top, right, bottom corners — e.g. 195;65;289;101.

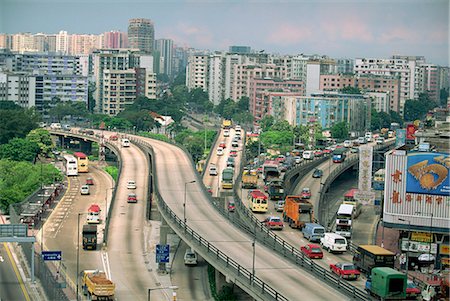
300;244;324;259
235;125;241;132
219;141;226;149
62;124;71;131
275;155;286;163
343;140;352;148
406;280;421;299
86;177;94;185
312;169;323;178
235;134;241;141
206;186;213;194
231;141;239;148
184;249;198;265
229;150;238;157
227;200;236;212
127;180;136;189
314;150;323;157
376;137;385;145
329;262;360;280
85;130;95;135
223;129;230;137
323;148;332;156
294;156;303;164
80;185;90;195
127;193;137;203
209;165;218;176
279;164;288;172
109;134;118;141
274;200;285;212
227;157;235;168
263;216;284;230
350;147;359;153
301;187;311;199
216;147;224;156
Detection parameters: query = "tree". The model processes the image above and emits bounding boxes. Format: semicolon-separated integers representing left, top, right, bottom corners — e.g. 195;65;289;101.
87;82;96;113
172;72;186;86
0;138;40;162
259;115;275;131
271;120;292;132
440;88;449;107
403;93;436;122
330;122;349;140
340;86;361;94
0;101;39;144
26;129;53;157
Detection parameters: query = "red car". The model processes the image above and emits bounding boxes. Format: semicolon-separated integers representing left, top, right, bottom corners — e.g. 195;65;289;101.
206;186;213;194
86;177;94;185
127;193;137;203
227;200;236;212
219;142;226;149
109;134;118;141
230;150;238;157
323;149;332;155
301;188;311;199
406;280;421;299
300;244;323;259
329;262;360;280
263;216;284;230
314;150;323;157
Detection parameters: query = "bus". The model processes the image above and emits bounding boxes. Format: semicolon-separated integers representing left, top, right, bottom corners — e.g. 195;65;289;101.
332;148;346;163
373;169;385;191
335;204;354;238
62;154;78;176
344;188;358;203
248;190;268;213
221;168;234;189
73;152;89;173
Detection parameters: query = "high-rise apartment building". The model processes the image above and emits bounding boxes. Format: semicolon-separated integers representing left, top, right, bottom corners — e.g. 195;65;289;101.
103;31;128;49
186;54;209;92
128;18;154;54
208;53;224;105
56;31;70;54
154;39;174;77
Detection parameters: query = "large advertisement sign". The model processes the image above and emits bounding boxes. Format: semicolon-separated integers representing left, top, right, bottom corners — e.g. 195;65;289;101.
406;124;416;140
396;129;406;147
406;153;450;196
356;145;375;204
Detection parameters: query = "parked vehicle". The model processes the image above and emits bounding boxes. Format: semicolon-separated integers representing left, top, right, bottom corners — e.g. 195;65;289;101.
282;195;314;229
320;233;347;253
330;262;360;280
82;225;97;250
353;245;395;275
263;216;284;230
241;173;258;189
184;249;198;265
301;244;323;259
81;270;115;300
268;180;284;201
302;223;325;242
365;267;406;300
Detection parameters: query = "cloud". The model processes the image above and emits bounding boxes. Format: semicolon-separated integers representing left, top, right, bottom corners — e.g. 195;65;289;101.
160;22;214;48
266;24;313;45
321;17;374;43
378;27;419;44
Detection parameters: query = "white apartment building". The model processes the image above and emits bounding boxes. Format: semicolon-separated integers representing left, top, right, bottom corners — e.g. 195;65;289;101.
186;54;208;92
224;54;243;100
0;72;36;108
231;63;278;101
208;53;224;105
56;31;70;54
367;91;390;113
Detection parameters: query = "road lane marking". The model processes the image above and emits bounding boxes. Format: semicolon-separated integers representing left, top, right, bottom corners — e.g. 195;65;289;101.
3;243;31;301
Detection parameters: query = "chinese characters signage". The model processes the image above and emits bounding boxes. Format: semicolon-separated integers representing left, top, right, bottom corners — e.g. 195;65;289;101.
356;145;375;204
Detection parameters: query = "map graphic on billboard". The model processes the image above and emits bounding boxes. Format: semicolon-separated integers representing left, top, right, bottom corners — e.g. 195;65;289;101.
406;153;450;196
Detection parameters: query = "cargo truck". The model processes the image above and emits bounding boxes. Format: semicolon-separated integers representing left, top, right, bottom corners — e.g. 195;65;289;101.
81;270;115;300
365;267;406;300
353;245;395;275
241;173;258;189
222;119;232;129
221;168;234;189
82;225;97;250
282;196;314;229
268;180;284;200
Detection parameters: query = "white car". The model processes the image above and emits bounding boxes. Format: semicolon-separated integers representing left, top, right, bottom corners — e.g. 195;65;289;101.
209;165;218;176
231;141;239;148
184;249;198;265
80;185;90;195
224;129;230;137
235;125;241;132
376;137;385;145
127;180;136;189
217;147;224;156
343;140;352;148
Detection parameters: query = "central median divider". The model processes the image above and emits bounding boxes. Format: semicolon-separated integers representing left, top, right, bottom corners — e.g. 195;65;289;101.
131;137;291;301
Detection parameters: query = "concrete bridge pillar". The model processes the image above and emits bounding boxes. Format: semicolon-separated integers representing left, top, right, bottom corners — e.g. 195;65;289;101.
158;218;169;272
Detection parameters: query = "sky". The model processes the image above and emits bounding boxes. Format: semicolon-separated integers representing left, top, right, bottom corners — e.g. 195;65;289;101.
1;0;448;66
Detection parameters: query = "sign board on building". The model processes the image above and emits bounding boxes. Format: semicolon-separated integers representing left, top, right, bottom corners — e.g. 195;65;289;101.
396;129;406;147
156;244;170;263
0;224;28;238
411;232;432;243
356;145;374;205
406;124;416;140
406;153;449;196
42;251;62;261
440;244;450;255
401;239;437;254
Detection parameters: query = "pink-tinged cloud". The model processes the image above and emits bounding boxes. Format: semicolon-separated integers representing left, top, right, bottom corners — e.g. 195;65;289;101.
321;17;374;43
266;24;313;45
378;27;419;44
161;22;214;48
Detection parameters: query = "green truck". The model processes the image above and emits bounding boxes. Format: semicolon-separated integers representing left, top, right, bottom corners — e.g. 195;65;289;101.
82;224;97;250
268;180;284;200
365;267;406;300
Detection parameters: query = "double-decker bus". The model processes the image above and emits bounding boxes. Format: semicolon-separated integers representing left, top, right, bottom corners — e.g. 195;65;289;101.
373;169;385;191
62;154;78;176
248;190;268;213
344;188;358;203
73;152;89;173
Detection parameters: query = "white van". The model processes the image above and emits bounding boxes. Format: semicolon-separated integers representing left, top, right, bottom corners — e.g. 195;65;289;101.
121;138;130;147
50;123;62;130
302;150;314;160
127;180;136;189
80;185;90;195
184;249;198;265
320;233;347;253
343;140;352;148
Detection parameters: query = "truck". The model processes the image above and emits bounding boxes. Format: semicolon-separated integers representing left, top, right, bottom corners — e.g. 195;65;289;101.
268;180;284;201
353;245;395;275
282;195;314;229
241;173;258;189
222;119;232;129
262;160;280;184
81;270;115;300
365;267;406;300
221;167;234;189
82;225;98;250
87;204;101;224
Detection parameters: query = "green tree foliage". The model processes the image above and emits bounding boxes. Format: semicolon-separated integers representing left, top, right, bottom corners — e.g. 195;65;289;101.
271;120;292;132
48;101;90;122
340;86;361;94
26;129;53;156
188;88;213;113
0;138;40;162
260;131;294;148
0;101;39;144
330;121;349;140
259;115;275;131
174;129;217;162
371;109;393;131
156;73;170;83
389;111;403;127
88;82;96;113
172;72;186;86
0;159;62;213
403;93;437;122
440;88;449;107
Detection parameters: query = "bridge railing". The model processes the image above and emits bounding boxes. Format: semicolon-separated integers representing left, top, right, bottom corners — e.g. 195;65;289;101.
132;137;290;301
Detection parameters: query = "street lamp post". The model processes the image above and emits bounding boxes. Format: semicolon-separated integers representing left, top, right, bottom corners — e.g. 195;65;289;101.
148;286;178;301
105;187;113;223
76;213;82;301
399;218;411;279
184;180;196;226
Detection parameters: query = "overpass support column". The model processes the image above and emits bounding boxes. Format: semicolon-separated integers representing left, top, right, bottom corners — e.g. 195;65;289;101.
80;140;92;154
215;269;228;295
158;218;169;272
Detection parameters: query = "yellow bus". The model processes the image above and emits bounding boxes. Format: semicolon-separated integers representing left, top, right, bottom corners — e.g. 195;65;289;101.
248;190;268;213
74;152;89;173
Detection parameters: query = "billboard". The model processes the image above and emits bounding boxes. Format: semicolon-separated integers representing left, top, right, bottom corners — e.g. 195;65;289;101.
396;129;406;147
406;153;450;196
356;145;375;204
406;124;416;140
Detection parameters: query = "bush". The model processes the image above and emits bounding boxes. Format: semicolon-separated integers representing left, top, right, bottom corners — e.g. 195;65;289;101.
103;166;118;181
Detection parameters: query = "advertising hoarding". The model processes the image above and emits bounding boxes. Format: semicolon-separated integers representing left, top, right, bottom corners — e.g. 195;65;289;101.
406;124;416;140
356;145;375;204
396;129;406;147
406;153;450;196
